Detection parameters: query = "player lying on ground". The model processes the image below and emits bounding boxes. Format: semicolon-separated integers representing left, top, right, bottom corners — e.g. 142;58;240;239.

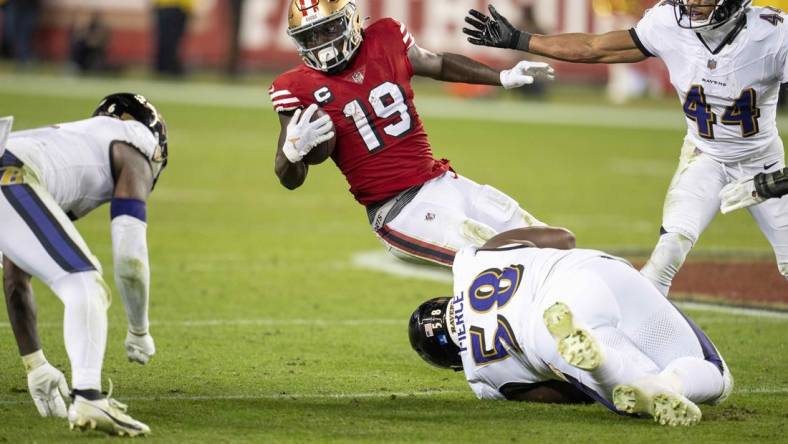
409;227;733;426
463;1;788;290
720;167;788;213
0;93;167;436
270;0;567;267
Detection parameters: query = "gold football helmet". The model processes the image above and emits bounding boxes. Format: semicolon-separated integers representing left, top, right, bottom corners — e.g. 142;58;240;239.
287;0;363;73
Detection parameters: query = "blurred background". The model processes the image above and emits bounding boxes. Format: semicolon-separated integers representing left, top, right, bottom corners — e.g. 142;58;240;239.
0;0;784;105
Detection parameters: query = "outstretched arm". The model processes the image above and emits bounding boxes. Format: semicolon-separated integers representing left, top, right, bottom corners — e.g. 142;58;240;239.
463;6;647;64
408;45;554;89
111;142;156;364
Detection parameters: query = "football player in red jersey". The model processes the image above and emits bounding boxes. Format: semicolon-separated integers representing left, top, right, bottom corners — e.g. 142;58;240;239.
271;0;571;266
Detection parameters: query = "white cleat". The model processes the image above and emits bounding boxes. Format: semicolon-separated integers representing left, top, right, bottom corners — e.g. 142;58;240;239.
68;393;150;437
613;376;701;426
543;302;602;371
653;392;702;427
613;383;654;416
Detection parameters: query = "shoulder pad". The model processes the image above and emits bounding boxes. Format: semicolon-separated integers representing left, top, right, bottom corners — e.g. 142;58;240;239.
119;120;159;161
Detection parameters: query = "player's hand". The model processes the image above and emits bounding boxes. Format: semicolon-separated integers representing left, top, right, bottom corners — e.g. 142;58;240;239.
500;61;555;89
463;5;521;49
719;176;766;214
125;330;156;365
282;104;335;163
27;362;70;417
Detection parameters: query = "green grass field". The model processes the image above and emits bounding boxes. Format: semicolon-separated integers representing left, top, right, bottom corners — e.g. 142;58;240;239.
0;73;785;442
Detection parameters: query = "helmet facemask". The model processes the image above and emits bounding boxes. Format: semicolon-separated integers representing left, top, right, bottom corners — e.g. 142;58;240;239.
288;2;362;74
674;0;750;31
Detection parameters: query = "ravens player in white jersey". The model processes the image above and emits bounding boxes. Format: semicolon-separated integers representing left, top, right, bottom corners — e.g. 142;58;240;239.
409;227;733;426
463;1;788;295
0;93;167;436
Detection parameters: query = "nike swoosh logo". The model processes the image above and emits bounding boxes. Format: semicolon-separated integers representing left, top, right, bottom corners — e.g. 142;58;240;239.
94;405;144;431
765;161;779;170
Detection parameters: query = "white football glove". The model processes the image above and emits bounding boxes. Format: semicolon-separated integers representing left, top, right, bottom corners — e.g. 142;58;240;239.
500;61;555;89
719;176;766;214
125;330;156;365
27;362;70;418
282;104;335;163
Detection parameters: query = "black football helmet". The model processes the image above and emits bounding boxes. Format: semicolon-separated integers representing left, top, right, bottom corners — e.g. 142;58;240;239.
93;93;168;186
408;297;462;371
674;0;751;30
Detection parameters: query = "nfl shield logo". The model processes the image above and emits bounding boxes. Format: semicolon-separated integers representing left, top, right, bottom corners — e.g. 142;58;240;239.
351;71;365;84
707;59;717;70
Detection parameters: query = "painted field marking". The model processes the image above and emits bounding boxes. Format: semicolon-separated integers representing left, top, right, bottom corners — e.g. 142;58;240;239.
0;387;785;406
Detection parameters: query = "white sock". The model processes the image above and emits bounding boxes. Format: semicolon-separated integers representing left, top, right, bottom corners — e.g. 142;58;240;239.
661;356;724;404
640;232;693;297
50;271;110;391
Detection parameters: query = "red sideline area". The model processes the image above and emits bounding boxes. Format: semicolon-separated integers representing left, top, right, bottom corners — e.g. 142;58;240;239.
643;261;788;309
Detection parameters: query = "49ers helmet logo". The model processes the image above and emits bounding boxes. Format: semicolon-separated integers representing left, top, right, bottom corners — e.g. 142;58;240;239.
297;0;319;16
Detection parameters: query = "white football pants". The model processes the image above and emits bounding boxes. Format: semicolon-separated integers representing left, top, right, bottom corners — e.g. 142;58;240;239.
534;257;732;409
0;158;108;391
642;136;788;294
369;172;544;266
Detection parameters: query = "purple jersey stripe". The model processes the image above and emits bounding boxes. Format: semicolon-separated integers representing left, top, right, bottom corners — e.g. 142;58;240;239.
0;150;22;167
2;185;94;273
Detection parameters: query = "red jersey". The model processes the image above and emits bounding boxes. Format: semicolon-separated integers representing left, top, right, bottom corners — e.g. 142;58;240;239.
269;18;450;206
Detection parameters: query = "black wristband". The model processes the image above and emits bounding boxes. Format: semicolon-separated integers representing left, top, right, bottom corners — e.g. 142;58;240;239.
515;31;532;52
754;168;788;199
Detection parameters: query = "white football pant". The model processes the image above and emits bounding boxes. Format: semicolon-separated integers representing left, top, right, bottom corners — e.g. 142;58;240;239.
370;172;544;266
642;136;788;295
534;257;731;408
0;157;108;391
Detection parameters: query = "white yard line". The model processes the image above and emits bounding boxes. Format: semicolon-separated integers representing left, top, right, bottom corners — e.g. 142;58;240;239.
2;72;786;131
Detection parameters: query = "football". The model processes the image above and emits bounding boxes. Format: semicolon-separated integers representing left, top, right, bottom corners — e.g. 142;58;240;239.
303;108;336;165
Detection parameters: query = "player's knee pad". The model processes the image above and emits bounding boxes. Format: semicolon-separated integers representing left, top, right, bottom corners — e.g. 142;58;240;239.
50;271;111;310
640;232;694;294
471;185;519;225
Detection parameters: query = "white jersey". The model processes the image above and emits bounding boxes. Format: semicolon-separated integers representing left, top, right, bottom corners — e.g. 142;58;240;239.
6;116;157;219
633;4;788;162
449;245;628;400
